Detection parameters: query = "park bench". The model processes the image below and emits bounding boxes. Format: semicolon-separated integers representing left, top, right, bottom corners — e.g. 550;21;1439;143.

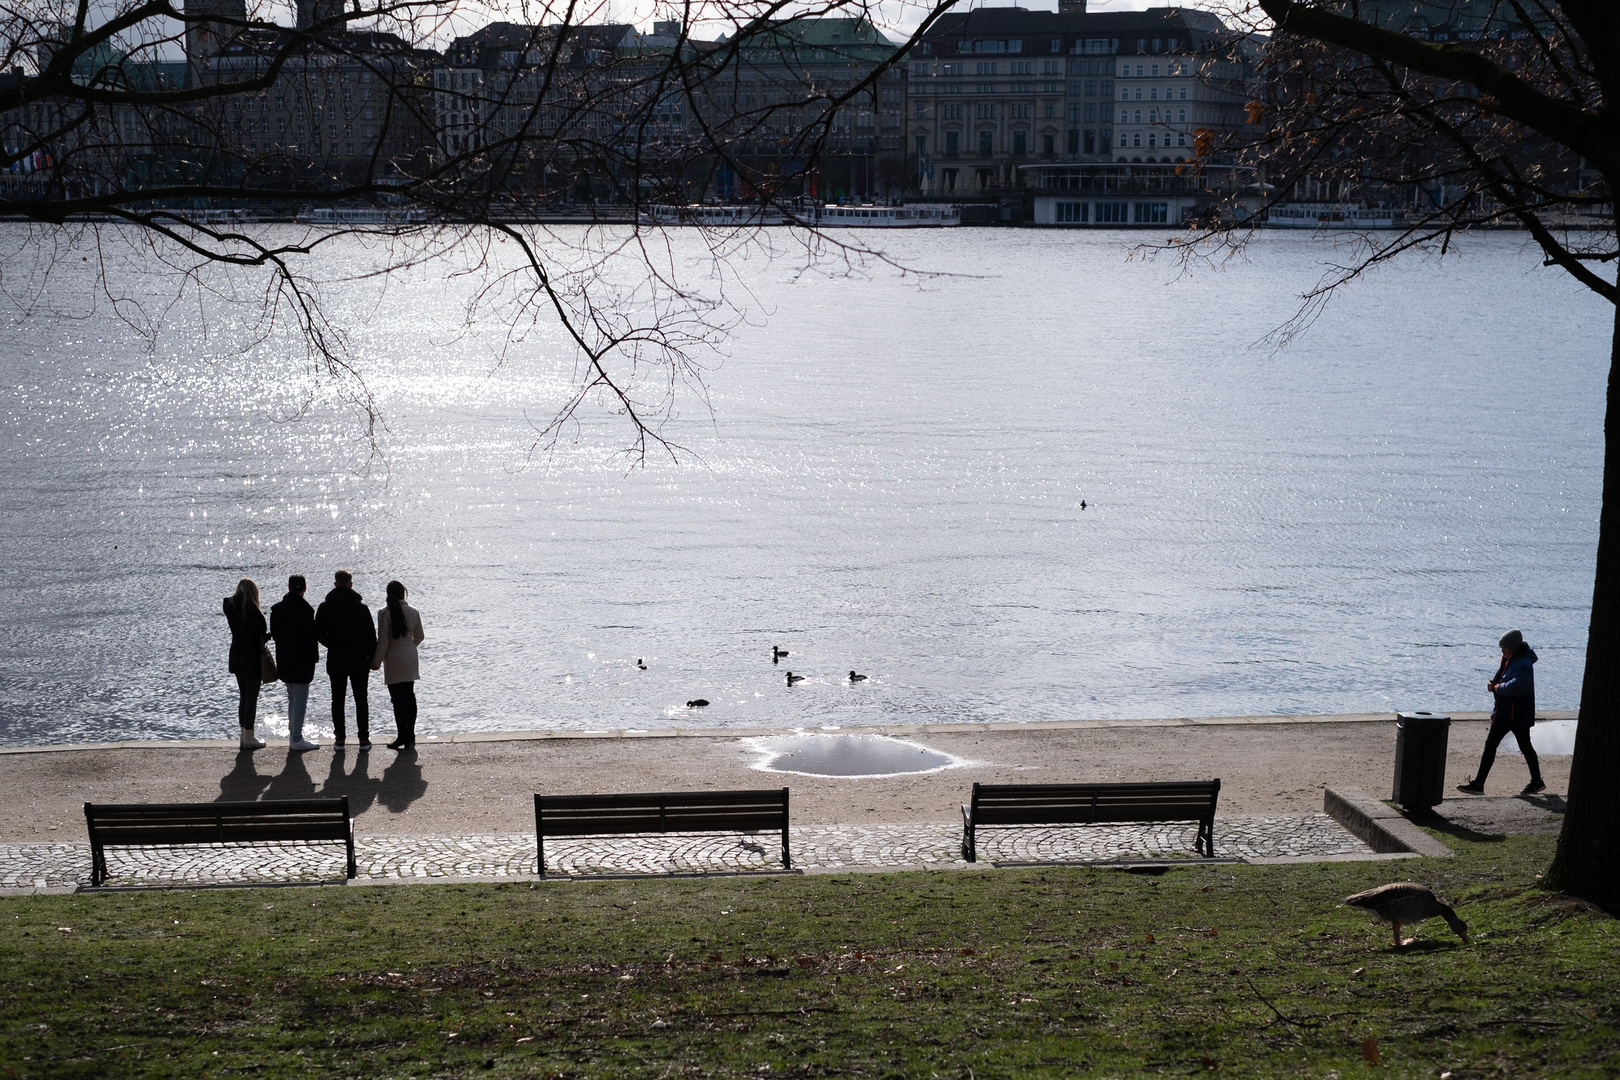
83;798;356;886
534;788;790;875
960;780;1221;863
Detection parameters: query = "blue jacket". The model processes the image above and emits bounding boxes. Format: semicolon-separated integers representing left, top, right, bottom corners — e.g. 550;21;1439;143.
1492;647;1536;728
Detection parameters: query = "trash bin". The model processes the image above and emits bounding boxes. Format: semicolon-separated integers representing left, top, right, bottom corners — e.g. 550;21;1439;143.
1393;711;1451;812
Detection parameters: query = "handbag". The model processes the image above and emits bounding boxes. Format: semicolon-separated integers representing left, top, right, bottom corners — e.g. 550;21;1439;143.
260;644;279;683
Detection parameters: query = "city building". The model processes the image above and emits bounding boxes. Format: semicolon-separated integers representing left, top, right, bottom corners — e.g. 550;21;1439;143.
904;2;1254;224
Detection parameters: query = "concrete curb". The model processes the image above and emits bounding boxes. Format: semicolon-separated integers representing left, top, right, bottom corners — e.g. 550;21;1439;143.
1323;786;1453;857
1;710;1565;756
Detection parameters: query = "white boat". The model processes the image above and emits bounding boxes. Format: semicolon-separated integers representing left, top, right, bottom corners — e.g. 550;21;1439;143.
640;204;785;226
794;203;961;228
1266;203;1399;229
295;206;428;225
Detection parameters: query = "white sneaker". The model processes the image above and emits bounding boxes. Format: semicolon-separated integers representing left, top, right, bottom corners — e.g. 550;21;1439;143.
289;737;320;752
239;728;267;749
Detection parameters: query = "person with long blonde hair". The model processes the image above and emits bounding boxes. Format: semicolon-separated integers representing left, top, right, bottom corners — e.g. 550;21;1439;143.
222;577;270;749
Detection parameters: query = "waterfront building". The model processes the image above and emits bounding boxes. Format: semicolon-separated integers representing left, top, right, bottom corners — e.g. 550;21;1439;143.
904;1;1253;223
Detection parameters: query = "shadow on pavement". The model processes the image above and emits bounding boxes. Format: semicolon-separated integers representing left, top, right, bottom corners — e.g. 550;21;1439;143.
216;749;272;802
320;748;382;815
378;750;427;813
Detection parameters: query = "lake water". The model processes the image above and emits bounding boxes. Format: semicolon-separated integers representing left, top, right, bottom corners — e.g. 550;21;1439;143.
0;226;1607;747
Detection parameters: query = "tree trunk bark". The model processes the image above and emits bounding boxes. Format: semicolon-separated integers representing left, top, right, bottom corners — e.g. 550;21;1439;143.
1546;291;1620;905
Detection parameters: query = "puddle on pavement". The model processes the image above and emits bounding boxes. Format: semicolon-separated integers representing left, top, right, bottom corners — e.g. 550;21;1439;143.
1502;718;1576;756
749;733;959;777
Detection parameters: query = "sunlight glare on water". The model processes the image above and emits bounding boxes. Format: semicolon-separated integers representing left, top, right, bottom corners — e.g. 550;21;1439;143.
0;226;1606;745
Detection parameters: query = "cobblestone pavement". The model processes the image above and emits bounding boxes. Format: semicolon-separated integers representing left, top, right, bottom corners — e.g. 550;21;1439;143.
0;813;1372;890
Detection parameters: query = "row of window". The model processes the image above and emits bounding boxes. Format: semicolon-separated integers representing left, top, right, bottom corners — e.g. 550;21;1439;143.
1121;85;1189;101
1053;201;1169;223
1119;107;1190;124
946;35;1184;57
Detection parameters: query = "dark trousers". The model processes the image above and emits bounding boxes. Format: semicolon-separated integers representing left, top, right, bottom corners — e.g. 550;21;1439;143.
330;669;369;742
1475;717;1542;785
234;671;261;730
388;681;417;747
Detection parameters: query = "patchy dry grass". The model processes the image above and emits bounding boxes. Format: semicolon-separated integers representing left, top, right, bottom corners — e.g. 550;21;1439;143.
2;833;1615;1078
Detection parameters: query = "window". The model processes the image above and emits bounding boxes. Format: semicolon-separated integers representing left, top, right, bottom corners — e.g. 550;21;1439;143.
915;134;926;157
1134;88;1143;100
1134;109;1142;122
1149;108;1157;123
1150;88;1158;100
976;62;996;75
1042;133;1054;155
1084;129;1096;153
1148;132;1156;147
1068;129;1079;153
277;118;286;133
275;96;285;110
1013;130;1027;156
946;130;960;155
1085;102;1096;122
917;103;927;119
1179;108;1186;122
1151;64;1160;76
1134;202;1169;223
1177;132;1186;146
1119;131;1128;147
1044;103;1055;118
1179;87;1187;99
1056;201;1088;223
1120;87;1129;101
1096;201;1128;223
1050;38;1061;53
979;130;993;155
1132;132;1140;146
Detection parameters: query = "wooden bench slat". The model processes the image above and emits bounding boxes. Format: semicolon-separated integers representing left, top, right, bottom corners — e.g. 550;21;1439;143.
535;789;790;874
84;799;356;885
961;780;1220;862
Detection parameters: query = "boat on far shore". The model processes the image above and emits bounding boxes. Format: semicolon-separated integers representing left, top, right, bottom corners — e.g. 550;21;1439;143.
640;204;785;226
1265;203;1400;229
793;203;961;228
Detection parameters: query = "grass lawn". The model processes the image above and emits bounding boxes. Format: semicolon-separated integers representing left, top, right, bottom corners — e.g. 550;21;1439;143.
1;832;1615;1078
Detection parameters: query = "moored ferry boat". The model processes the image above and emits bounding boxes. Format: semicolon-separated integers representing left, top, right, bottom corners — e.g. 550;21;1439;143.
1266;203;1399;229
641;204;785;226
794;203;961;228
295;206;428;225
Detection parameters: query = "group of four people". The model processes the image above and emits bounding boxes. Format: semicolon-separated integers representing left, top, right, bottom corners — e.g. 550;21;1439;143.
223;570;425;752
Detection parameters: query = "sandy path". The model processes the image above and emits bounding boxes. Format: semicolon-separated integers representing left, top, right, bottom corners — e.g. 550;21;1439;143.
0;715;1571;841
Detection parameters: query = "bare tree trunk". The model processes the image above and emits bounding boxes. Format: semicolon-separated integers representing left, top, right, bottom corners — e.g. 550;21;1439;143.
1547;293;1620;905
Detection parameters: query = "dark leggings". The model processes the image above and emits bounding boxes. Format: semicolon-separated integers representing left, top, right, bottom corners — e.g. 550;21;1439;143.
234;672;261;730
388;682;417;744
1475;719;1542;785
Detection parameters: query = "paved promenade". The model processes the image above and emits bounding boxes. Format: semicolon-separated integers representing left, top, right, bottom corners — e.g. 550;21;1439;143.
0;714;1570;891
1;812;1383;890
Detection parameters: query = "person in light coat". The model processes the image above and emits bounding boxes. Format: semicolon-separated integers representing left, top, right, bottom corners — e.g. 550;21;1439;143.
372;580;425;751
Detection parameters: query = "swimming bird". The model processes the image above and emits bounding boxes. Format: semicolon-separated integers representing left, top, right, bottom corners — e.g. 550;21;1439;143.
786;672;805;685
773;646;789;663
848;671;868;682
1080;500;1087;510
637;658;647;670
1344;882;1468;947
686;699;709;708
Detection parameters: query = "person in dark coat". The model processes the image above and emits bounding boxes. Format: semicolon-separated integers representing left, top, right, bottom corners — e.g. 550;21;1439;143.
315;569;377;749
270;574;321;752
222;577;269;749
1458;629;1545;795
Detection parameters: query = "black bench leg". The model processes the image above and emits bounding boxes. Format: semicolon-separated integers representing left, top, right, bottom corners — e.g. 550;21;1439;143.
961;823;976;863
782;827;791;871
1200;817;1214;858
91;844;105;887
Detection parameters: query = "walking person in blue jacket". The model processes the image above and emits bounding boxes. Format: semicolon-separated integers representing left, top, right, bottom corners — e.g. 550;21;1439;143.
1457;629;1546;795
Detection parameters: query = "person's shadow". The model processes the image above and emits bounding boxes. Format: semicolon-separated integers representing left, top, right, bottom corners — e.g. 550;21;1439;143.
263;750;317;802
378;750;427;813
217;749;272;802
320;748;383;817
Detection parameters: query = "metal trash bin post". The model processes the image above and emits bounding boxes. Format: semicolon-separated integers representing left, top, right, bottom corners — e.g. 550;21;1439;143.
1393;711;1452;813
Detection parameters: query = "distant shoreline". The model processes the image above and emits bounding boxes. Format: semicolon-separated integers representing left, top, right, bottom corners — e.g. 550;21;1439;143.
0;709;1577;755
